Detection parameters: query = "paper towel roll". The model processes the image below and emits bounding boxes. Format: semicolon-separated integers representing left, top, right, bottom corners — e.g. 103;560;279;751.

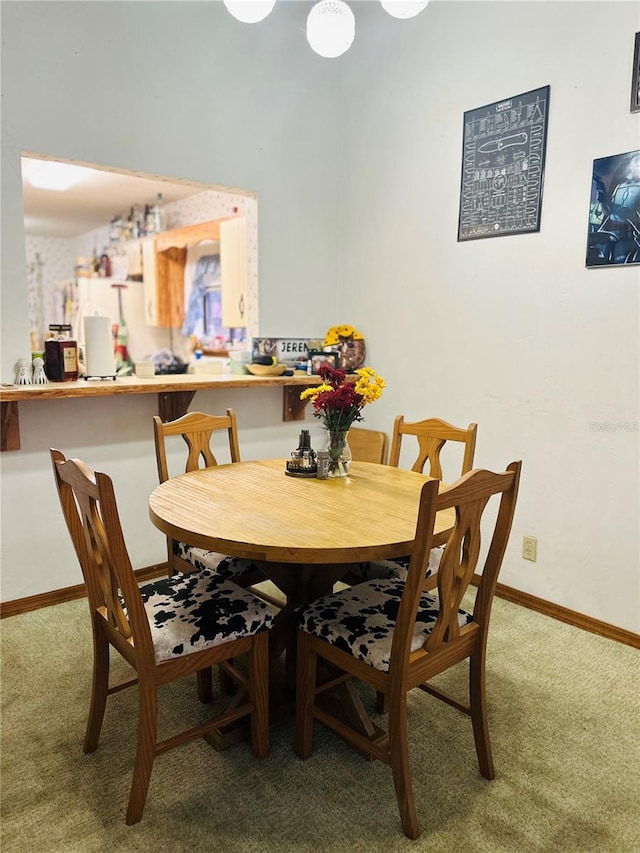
84;315;116;377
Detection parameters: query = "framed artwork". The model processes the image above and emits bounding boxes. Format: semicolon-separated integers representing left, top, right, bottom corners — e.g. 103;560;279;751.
308;351;339;375
586;149;640;268
631;33;640;114
457;85;550;241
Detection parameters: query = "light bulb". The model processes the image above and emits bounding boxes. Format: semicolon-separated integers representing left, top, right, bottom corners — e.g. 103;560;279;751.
223;1;276;24
306;0;355;59
380;0;429;19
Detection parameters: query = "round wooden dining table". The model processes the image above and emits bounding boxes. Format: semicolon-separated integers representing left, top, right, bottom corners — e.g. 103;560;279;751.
149;458;454;748
148;457;453;600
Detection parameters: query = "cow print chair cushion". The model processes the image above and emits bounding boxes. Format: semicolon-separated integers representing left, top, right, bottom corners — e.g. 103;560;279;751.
350;546;444;583
133;569;274;662
297;576;472;673
174;542;261;582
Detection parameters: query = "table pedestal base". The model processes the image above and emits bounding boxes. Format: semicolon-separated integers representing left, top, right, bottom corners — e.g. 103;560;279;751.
202;562;383;754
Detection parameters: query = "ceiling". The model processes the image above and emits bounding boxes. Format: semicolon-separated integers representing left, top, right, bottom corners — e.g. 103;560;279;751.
21;157;217;239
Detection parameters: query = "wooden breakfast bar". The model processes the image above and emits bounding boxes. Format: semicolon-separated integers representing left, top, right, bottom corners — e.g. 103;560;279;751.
0;373;322;452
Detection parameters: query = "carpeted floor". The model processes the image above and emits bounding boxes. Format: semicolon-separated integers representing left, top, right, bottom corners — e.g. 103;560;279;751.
1;594;638;852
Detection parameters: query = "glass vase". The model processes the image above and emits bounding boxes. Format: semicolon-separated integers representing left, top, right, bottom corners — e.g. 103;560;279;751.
324;429;352;478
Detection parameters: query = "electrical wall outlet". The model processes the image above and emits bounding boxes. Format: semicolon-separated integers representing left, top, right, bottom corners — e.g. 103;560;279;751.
522;535;537;562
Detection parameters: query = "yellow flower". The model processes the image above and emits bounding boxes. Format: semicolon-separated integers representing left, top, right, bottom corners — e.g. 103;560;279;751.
300;383;332;402
354;367;385;404
299;365;384;432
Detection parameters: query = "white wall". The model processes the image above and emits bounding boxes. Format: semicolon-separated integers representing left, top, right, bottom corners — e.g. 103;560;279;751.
1;0;342;381
338;1;640;631
1;1;638;633
0;0;342;600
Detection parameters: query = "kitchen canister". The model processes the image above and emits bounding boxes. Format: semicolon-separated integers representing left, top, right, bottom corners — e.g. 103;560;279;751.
135;361;156;378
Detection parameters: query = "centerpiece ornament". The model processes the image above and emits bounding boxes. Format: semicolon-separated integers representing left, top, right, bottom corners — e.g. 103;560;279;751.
300;364;385;478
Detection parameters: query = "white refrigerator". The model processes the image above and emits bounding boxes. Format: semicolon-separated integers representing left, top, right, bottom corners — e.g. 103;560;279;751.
70;276;170;367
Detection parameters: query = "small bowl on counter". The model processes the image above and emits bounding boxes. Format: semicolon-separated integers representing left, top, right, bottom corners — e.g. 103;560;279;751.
246;363;287;377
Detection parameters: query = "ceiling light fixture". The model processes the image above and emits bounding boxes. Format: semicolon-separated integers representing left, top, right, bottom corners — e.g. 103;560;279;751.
221;0;428;58
307;0;355;59
24;160;92;192
380;1;429;20
223;0;276;24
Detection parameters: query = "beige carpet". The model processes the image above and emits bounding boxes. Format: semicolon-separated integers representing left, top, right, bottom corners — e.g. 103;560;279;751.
1;594;638;852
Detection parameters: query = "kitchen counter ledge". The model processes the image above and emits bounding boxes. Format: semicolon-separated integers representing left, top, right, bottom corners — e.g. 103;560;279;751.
0;373;321;451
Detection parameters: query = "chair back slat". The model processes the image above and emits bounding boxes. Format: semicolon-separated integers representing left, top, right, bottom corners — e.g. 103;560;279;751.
183;431;219;472
85;495;132;637
388;415;477;480
389;478;439;675
411;434;446;478
426;496;486;647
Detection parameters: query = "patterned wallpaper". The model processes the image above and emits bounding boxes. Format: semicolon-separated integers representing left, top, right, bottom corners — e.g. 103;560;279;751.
25;235;75;349
27;187;258;354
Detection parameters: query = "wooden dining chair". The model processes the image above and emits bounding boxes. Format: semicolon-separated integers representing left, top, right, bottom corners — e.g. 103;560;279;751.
348;426;389;465
50;448;272;825
295;460;521;840
152;409;265;590
348;415;478;588
389;415;477;478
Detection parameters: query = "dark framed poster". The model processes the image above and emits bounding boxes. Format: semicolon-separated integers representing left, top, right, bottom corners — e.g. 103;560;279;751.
457;85;550;241
631;32;640;113
586;149;640;268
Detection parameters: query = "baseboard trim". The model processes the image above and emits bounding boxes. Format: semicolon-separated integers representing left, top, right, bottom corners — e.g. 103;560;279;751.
2;566;639;648
0;563;168;619
472;575;640;649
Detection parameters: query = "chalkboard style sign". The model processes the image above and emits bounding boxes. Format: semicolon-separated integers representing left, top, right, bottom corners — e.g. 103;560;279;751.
457;85;550;241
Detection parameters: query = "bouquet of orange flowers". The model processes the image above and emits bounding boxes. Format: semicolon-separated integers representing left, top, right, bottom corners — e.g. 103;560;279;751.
300;364;385;432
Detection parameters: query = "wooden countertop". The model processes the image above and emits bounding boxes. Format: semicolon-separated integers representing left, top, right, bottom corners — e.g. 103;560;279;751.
0;373;322;452
0;372;321;402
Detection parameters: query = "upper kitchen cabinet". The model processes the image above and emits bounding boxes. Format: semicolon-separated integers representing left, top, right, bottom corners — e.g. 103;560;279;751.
220;216;247;328
144;215;248;329
141;237;159;326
